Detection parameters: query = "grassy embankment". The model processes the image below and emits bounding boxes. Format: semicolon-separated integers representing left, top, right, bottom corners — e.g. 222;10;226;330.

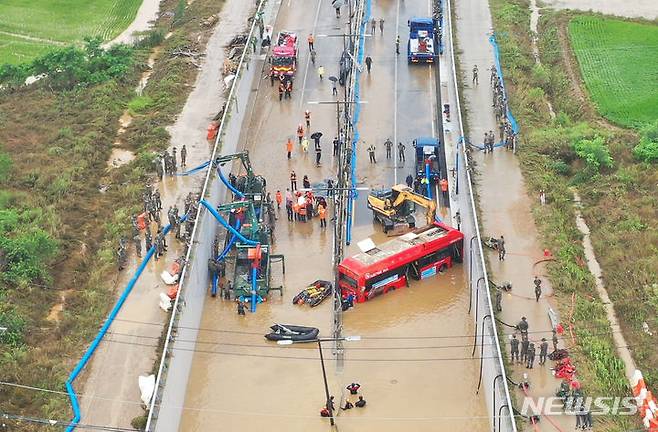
0;0;143;64
0;0;229;428
489;0;658;429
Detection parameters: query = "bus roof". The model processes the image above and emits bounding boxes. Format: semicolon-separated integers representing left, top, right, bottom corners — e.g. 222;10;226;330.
340;222;463;273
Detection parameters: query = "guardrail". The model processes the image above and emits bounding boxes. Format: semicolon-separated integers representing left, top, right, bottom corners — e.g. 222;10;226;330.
144;0;272;430
443;0;517;429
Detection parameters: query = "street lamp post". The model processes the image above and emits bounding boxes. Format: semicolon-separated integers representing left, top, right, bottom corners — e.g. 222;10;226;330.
278;336;361;426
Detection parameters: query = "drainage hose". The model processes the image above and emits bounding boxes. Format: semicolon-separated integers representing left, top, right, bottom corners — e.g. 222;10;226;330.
425;161;432;198
251;266;258;313
175;160;211;176
65;214;188;431
199;199;258;246
217;166;245;199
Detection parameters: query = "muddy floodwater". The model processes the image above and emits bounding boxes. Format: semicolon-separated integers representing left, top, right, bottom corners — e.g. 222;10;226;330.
541;0;658;19
179;0;487;430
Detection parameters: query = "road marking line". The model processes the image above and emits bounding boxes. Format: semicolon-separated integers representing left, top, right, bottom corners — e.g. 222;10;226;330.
298;0;324;108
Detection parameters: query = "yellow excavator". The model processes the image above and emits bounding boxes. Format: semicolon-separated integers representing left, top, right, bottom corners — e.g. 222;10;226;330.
367;184;437;233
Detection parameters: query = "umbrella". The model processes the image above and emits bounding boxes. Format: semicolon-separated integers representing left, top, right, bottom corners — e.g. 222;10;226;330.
310;132;323;140
328;75;338;82
332;0;345;7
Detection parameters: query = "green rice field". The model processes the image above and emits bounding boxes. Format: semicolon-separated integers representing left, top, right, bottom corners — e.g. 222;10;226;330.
0;0;143;65
569;16;658;128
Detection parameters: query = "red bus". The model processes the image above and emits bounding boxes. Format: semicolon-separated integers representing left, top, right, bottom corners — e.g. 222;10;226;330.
338;222;464;303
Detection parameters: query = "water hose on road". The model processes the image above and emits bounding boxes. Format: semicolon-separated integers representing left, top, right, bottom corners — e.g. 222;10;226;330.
489;34;520;135
211;219;242;296
217;166;245;199
251;266;258;313
345;0;371;245
65;214;188;431
175;160;211;176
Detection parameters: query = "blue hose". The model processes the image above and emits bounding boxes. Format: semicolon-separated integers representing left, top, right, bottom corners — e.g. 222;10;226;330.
199;199;258;246
425;162;432;198
175;160;211;176
489;34;520;135
65;214;187;431
217;166;245;199
346;0;372;244
211;219;242;296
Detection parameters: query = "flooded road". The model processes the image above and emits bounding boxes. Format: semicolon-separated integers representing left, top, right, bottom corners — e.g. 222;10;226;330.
179;0;487;430
79;0;253;428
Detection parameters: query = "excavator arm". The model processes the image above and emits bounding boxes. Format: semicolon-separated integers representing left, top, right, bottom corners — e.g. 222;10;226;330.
389;185;437;225
214;151;255;179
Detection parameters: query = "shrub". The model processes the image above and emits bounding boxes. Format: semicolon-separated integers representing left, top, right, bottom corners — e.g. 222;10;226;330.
128;96;154;114
0;148;12;181
573;136;613;171
0;306;25;348
633;120;658;162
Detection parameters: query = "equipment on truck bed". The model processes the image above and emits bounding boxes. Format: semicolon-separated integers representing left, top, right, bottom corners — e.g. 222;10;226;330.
367;184;437;233
407;17;437;64
413;136;444;184
270;30;298;84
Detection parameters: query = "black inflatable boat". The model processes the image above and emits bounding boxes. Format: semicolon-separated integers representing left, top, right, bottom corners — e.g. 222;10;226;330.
264;324;320;342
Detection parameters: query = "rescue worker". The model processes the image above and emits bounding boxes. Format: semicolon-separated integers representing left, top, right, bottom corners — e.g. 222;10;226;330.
355;396;366;408
297;124;305;144
346;383;361;395
145;229;153;252
552;329;559;351
307;33;315;51
237;301;246;316
172;147;178;171
342;400;354;410
472;64;479;85
154;156;164;179
455;210;461;231
384;138;393;159
396;35;400;54
117;238;128;271
510;335;519;363
534;276;542;302
180;144;187;167
290;170;297;191
365;55;372;73
301;136;309;153
318;65;325;81
310;48;317;65
520;337;529;363
539;338;549;365
333;137;340;156
315;141;322;165
286;137;293;159
526;342;536;369
275;190;283;209
154;190;162;211
379;18;385;34
397;141;406;163
278;80;285;101
305;110;311;129
439;178;449;204
367;143;376;163
286;197;294;221
332;79;337;95
405;174;413;188
498;235;506;260
517;316;529;335
285;79;293;99
370;18;376;34
303;175;311;189
318;204;327;228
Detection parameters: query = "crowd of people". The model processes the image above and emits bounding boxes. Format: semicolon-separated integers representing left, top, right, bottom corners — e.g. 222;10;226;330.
489;65;516;151
320;382;367;418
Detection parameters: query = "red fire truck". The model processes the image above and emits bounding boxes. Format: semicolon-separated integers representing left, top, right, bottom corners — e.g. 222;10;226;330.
338;222;464;303
270;30;298;84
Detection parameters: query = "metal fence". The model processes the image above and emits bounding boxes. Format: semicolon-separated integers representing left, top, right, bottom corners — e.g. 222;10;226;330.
443;0;517;429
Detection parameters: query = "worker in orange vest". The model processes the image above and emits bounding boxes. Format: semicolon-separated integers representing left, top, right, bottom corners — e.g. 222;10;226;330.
307;33;315;51
275;190;283;209
439;178;449;205
318;204;327;228
297;124;305;144
286;138;293;159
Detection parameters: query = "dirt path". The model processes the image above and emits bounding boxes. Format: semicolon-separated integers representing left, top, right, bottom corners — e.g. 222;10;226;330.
106;0;162;46
0;29;65;45
78;0;253;428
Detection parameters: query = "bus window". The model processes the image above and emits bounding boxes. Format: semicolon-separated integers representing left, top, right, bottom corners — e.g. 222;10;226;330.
415;247;451;269
339;272;358;290
365;267;407;294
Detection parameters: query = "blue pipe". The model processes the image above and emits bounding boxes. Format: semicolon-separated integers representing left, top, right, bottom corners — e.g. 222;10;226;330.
425;162;432;198
217;166;245;199
489;34;520;135
251;266;258;313
346;0;372;244
199;199;258;246
211;219;242;296
65;214;187;431
175;160;211;176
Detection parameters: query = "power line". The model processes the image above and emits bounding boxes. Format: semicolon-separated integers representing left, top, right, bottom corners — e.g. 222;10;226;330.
0;411;138;432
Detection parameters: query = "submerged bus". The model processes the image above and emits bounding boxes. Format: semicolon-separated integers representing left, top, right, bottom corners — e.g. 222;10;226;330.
338;222;464;303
